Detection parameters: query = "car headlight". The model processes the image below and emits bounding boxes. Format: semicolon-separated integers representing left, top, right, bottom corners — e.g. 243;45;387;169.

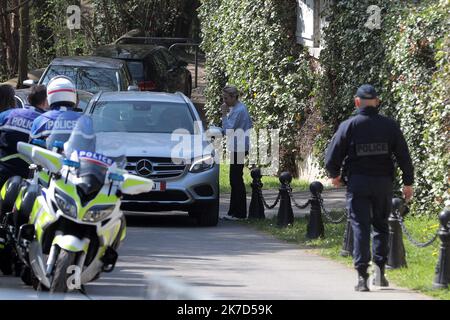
55;192;77;219
189;155;215;173
83;205;115;223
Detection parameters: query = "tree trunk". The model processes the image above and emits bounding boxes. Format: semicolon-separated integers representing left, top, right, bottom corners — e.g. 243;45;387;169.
17;0;29;88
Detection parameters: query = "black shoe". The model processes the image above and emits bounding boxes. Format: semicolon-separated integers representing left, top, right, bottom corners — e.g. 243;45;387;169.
355;275;370;292
373;274;389;287
373;263;389;287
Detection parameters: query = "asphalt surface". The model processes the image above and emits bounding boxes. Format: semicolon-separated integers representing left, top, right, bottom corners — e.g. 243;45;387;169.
0;190;432;300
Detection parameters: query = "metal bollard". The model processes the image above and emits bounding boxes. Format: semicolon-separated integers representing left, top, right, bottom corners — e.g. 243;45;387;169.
432;208;450;289
276;172;294;228
340;217;353;257
386;198;408;269
306;181;325;239
248;168;265;220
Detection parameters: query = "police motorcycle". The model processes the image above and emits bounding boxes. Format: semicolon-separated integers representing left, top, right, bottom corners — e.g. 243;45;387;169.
12;115;154;292
0;117;79;281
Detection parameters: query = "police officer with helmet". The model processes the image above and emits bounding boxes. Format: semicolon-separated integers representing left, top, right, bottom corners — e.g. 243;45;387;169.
30;76;82;146
325;84;414;292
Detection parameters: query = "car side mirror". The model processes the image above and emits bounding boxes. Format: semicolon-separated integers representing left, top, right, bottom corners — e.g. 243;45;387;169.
128;85;140;91
205;126;223;142
23;79;37;87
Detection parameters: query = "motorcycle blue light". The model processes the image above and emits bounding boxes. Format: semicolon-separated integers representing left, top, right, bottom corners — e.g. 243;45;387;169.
63;159;80;168
108;173;124;182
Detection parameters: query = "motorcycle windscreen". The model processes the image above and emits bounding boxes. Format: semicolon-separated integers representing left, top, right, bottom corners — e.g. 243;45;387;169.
45;111;83;151
77;159;109;196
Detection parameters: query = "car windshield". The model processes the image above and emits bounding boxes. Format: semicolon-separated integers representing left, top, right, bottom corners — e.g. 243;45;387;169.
126;61;145;82
42;65;119;93
91;100;195;134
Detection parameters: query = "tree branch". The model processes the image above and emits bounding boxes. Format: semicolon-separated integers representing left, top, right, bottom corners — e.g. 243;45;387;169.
1;0;33;16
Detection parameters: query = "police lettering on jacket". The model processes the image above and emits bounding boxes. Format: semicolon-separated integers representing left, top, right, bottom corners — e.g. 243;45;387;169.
324;107;414;185
30;109;82;140
0;108;40;134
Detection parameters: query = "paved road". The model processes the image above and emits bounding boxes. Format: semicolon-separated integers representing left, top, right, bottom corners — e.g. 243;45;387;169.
0;191;432;300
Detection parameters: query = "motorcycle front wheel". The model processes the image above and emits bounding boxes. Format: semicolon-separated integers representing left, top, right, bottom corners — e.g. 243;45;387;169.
50;249;77;293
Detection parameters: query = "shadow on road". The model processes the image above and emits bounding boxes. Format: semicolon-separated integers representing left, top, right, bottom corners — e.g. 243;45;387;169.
125;213;199;228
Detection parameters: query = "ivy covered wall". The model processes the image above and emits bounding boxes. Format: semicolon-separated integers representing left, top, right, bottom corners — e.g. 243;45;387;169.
200;0;449;216
317;0;449;215
199;0;317;175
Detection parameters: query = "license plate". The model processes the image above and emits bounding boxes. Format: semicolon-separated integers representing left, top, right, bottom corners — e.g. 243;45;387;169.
152;181;166;192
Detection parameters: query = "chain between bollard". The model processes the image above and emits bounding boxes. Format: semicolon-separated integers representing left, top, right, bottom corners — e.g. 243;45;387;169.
258;188;281;210
398;217;439;248
287;187;310;210
317;194;347;224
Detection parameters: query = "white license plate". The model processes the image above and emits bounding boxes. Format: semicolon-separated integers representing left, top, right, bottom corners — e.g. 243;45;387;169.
152;181;166;192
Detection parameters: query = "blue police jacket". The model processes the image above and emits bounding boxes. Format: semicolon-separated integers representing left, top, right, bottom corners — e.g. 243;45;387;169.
324;107;414;186
30;107;82;141
0;108;41;177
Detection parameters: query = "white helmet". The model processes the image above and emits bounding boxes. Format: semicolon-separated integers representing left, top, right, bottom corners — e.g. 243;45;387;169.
47;76;77;107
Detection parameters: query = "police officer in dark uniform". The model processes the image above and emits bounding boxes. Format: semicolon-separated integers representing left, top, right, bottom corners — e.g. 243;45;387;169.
0;106;41;186
325;84;414;292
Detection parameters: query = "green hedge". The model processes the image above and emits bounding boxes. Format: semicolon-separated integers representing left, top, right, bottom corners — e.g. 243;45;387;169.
199;0;316;175
317;0;449;215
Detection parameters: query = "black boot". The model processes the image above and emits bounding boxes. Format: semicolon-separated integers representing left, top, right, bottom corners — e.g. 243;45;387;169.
373;263;389;287
355;269;369;292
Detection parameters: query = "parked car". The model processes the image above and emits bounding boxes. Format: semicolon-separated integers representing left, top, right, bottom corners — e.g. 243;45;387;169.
14;88;93;112
94;43;192;97
84;91;219;226
23;56;136;94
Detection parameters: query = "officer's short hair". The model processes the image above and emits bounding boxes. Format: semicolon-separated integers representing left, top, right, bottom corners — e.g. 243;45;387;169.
223;85;239;98
28;85;47;107
0;84;16;111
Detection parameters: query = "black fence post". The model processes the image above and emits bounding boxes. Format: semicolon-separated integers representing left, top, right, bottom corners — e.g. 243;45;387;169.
248;168;265;220
433;208;450;289
387;198;408;269
340;217;353;257
276;172;294;228
306;182;325;239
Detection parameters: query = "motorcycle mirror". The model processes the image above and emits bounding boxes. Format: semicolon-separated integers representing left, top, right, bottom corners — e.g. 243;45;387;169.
32;147;63;174
120;174;154;195
18;224;35;242
17;142;34;162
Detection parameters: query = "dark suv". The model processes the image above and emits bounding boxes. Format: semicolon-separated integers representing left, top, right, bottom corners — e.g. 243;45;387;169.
94;44;192;97
24;56;135;94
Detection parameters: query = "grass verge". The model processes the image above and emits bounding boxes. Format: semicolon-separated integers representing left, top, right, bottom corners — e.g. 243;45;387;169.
242;212;448;300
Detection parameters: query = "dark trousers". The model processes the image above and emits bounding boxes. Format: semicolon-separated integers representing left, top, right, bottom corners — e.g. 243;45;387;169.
227;152;247;218
346;175;393;272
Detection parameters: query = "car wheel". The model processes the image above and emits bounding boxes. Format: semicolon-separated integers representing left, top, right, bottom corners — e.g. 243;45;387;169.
190;198;219;227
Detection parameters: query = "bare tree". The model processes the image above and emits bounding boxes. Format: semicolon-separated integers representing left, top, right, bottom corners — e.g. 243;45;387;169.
17;0;29;88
